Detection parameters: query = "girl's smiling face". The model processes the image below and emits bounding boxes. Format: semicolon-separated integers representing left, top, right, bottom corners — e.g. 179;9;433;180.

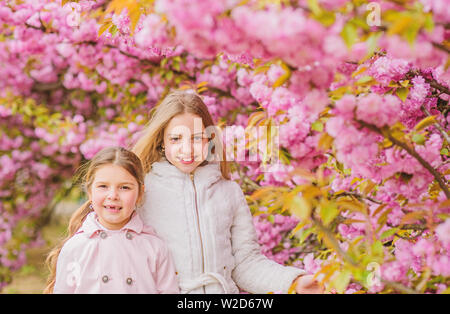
163;112;209;174
89;164;141;230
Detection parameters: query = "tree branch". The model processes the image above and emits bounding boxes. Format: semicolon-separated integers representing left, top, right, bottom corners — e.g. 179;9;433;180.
311;216;420;294
406;69;450;96
233;162;261;192
104;44;160;66
420;105;450;144
337;191;383;205
432;42;450;55
356;119;450;199
311;216;358;267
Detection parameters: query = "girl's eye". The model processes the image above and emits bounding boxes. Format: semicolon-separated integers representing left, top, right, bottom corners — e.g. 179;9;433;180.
98;185;107;188
121;186;130;190
170;137;180;142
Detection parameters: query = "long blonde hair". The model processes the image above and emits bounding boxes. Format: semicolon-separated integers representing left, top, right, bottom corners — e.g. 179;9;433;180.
132;90;230;179
43;147;145;294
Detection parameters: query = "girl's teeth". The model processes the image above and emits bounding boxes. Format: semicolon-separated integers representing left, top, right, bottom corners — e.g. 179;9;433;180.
180;156;195;161
105;205;121;210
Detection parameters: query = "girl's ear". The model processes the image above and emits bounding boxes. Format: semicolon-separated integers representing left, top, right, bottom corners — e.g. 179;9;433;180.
87;188;94;209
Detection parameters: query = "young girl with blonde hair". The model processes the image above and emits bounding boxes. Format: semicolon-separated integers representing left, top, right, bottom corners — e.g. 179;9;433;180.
44;146;179;294
133;90;322;294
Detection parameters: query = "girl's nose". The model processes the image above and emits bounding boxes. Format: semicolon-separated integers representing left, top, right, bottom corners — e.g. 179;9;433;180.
107;188;119;199
180;138;193;155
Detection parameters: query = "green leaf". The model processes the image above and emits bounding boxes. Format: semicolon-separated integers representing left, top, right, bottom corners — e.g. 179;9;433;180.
311;121;324;132
380;227;399;240
336;199;367;215
412;133;425;145
371;240;383;258
424;13;434;32
172;60;180;71
387;14;414;36
365;32;382;59
160;58;168;67
356;75;374;85
404;23;421;45
319;203;339;226
290;196;311;221
109;24;118;36
307;0;322;16
395;87;409;102
98;20;113;37
297;227;314;244
333;270;352;294
307;0;335;26
272;62;291;88
165;70;174;81
341;22;358;49
316;11;335;27
414;115;436;131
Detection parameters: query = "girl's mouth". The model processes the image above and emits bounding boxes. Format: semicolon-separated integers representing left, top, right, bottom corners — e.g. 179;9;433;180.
178;156;195;165
104;205;122;213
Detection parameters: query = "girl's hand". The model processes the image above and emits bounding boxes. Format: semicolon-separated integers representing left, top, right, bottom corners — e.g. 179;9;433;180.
294;274;324;294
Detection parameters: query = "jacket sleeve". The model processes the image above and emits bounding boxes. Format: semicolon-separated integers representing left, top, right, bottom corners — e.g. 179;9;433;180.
229;182;305;294
155;243;180;294
53;243;78;294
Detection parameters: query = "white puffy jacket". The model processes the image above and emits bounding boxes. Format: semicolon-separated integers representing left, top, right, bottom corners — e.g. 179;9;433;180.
139;159;304;294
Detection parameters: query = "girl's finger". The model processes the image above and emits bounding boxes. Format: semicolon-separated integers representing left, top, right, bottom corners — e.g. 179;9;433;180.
303;276;317;287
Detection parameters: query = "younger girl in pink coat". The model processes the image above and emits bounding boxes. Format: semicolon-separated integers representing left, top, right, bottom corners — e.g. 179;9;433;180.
44;147;179;294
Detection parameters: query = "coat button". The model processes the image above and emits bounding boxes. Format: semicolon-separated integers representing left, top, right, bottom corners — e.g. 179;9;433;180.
126;232;133;240
126;277;133;285
99;231;107;239
102;275;109;283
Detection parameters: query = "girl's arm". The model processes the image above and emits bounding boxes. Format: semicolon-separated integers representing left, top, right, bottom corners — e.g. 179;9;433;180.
155;244;180;294
53;244;79;294
229;182;305;294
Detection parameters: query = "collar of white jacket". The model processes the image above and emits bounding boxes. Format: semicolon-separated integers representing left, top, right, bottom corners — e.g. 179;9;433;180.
151;158;224;188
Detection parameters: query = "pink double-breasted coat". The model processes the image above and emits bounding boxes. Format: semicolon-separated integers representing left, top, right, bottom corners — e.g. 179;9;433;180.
54;211;179;293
